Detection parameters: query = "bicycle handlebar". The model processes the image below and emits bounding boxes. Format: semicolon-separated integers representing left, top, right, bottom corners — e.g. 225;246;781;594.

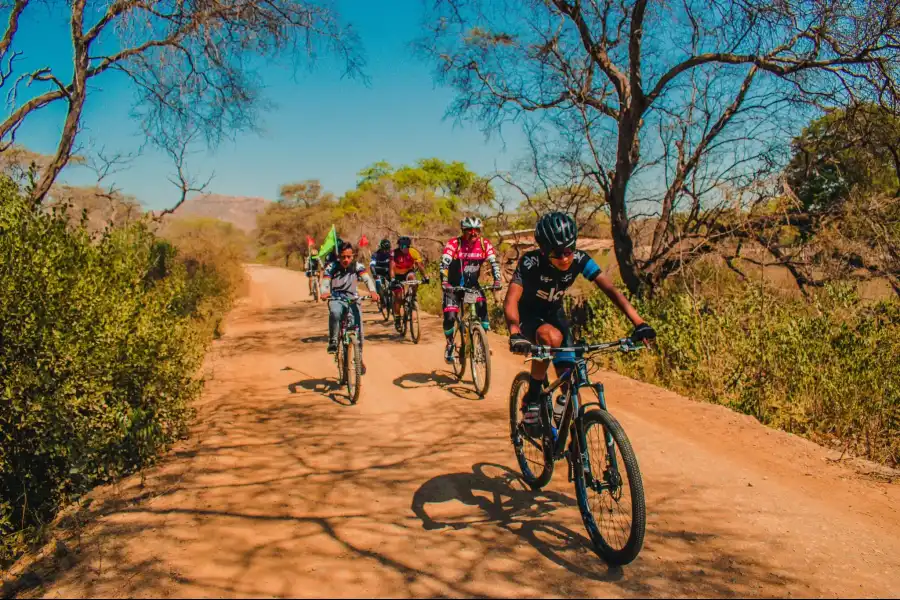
524;338;646;359
326;295;371;304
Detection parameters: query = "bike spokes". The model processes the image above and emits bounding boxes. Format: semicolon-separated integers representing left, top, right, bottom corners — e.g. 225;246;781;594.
575;409;646;565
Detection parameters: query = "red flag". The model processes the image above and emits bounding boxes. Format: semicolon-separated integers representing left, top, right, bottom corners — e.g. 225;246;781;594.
358;234;369;248
306;235;315;248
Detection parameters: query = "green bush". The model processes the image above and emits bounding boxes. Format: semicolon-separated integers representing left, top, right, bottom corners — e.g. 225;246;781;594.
0;178;238;564
572;279;900;467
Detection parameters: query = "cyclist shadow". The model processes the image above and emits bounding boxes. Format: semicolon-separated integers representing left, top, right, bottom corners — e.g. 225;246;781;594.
299;334;330;344
288;377;353;406
411;462;624;581
392;370;481;401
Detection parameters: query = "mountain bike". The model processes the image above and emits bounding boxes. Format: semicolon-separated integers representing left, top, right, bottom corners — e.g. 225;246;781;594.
395;280;422;344
509;338;647;565
446;286;492;398
331;296;368;404
375;275;392;321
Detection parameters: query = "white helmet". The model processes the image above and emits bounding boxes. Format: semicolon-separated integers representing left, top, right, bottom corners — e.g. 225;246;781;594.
460;216;482;230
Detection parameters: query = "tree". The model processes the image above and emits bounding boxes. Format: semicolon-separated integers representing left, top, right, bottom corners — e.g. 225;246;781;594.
0;0;363;204
786;104;900;211
256;194;335;266
278;179;334;208
420;0;900;297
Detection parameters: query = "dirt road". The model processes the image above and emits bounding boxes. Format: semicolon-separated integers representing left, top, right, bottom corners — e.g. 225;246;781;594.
7;264;900;598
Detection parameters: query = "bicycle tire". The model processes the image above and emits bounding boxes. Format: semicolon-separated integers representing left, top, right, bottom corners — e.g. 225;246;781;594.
409;300;421;344
345;334;362;404
335;337;345;384
469;323;491;398
379;292;390;321
573;408;646;565
508;372;553;490
452;321;467;380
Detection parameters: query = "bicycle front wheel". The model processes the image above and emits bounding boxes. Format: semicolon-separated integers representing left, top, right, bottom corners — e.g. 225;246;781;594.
345;334;362;404
379;292;390;321
451;322;466;380
509;372;553;490
469;324;491;398
409;300;420;344
335;338;345;384
574;408;646;565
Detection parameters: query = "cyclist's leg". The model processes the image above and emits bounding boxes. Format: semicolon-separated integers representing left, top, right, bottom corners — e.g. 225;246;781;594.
327;299;344;351
391;274;404;318
475;288;490;331
442;288;460;362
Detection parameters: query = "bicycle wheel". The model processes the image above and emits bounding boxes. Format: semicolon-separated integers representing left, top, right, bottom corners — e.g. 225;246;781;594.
508;372;553;490
469;323;491;398
345;333;362;404
335;336;345;384
409;299;420;344
573;408;646;565
379;291;390;321
451;321;466;380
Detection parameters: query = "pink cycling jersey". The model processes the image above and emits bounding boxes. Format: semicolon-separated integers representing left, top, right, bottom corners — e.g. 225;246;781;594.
440;236;501;286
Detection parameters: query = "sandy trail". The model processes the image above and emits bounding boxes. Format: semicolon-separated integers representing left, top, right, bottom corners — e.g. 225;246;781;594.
8;263;900;598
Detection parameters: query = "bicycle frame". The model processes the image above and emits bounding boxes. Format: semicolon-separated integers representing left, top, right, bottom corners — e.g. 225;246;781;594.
526;340;640;490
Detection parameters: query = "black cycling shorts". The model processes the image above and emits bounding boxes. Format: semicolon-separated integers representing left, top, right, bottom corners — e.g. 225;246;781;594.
519;305;574;361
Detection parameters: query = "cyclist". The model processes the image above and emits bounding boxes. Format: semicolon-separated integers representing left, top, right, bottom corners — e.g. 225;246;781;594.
305;248;322;296
389;236;429;330
505;212;656;435
369;238;393;303
439;216;503;363
321;242;379;371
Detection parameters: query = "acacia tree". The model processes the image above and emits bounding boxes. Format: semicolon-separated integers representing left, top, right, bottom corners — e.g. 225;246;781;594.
0;0;363;204
421;0;900;296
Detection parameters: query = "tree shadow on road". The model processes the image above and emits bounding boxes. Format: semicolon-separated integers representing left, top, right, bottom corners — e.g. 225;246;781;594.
393;371;482;401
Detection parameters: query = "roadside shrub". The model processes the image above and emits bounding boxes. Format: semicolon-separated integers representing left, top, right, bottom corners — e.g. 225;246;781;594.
572;277;900;467
0;180;241;564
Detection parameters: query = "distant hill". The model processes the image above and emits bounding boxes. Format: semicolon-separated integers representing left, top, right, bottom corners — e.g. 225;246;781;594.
162;193;272;233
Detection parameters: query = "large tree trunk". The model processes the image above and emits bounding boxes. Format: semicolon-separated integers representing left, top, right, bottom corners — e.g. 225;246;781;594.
608;108;646;298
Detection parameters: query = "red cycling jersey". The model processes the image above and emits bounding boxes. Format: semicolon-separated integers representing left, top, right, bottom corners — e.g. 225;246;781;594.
440;236;501;287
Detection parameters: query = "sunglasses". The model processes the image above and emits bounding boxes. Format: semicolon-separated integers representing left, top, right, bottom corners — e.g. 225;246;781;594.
550;248;574;259
463;228;480;233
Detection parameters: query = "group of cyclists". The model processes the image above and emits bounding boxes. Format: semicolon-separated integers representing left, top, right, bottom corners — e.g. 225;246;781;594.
304;211;657;424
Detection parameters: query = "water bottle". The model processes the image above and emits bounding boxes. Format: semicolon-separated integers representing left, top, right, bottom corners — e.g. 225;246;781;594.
552;393;566;426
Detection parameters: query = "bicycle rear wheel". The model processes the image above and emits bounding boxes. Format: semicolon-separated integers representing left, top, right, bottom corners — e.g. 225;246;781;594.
574;408;646;565
469;324;491;398
509;372;553;490
344;334;362;404
409;299;420;344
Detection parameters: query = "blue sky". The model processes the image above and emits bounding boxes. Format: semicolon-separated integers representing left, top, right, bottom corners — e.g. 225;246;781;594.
8;1;528;211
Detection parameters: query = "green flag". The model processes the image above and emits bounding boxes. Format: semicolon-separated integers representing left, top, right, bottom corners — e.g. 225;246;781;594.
315;225;338;260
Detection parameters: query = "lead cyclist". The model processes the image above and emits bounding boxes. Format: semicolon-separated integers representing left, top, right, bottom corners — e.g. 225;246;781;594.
504;211;656;436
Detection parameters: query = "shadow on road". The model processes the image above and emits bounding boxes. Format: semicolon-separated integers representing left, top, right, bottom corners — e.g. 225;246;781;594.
393;370;482;401
288;377;352;406
412;462;625;582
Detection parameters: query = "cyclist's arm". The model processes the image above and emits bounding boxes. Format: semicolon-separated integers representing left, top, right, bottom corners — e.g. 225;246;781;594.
484;242;502;284
359;271;377;293
592;272;644;327
389;258;396;280
504;281;524;336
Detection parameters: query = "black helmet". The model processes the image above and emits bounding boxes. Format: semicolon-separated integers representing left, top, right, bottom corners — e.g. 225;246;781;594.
534;212;577;253
397;236;411;249
379;238;391;251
